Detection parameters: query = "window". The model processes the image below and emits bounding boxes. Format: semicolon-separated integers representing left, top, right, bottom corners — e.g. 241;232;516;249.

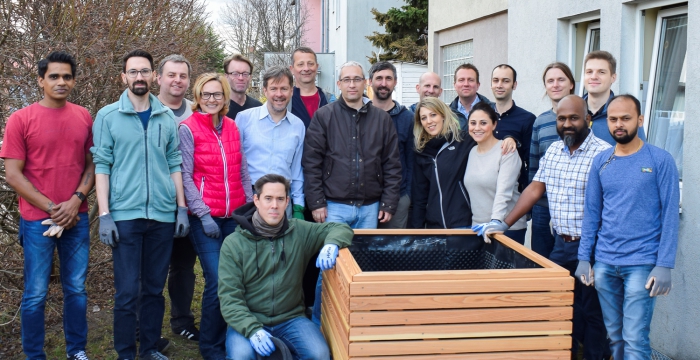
573;21;600;95
440;40;473;102
644;7;687;179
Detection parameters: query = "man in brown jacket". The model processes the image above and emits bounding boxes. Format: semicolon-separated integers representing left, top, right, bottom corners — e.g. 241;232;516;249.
304;60;401;325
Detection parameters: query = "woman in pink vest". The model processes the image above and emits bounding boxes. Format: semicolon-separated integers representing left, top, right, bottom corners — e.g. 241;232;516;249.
178;73;253;360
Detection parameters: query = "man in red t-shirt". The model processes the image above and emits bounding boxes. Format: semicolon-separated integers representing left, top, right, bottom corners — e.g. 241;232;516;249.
288;47;334;128
0;51;95;360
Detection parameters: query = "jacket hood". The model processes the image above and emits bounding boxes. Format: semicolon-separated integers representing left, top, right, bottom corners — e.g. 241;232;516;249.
118;89;170;115
232;202;290;240
388;100;408;116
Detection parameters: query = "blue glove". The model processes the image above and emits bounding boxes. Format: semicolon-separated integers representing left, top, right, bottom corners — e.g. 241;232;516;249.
316;244;339;271
471;222;487;235
472;220;508;243
645;266;672;297
200;214;221;238
249;329;275;357
174;206;190;237
575;260;594;286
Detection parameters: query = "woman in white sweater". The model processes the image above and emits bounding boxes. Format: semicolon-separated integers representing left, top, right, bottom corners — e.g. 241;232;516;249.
464;102;528;244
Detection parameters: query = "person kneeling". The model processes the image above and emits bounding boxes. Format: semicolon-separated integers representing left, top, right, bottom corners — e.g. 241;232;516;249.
218;174;353;359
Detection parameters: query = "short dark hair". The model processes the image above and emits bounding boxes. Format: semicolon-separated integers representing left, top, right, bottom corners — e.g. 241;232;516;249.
254;174;291;196
291;47;317;63
223;54;254;74
453;63;480;84
263;66;294;88
542;62;575;95
38;51;76;78
609;94;642;117
584;50;617;75
368;61;397;80
123;49;154;73
492;64;517;83
468;101;499;124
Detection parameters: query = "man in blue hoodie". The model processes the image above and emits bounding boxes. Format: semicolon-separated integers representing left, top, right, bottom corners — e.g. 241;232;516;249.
92;49;190;360
369;61;413;228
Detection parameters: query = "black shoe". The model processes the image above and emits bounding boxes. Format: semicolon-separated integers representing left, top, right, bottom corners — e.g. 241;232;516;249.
174;325;200;341
157;337;171;353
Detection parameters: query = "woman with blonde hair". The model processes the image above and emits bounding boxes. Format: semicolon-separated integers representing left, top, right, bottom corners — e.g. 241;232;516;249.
411;97;476;229
178;72;252;359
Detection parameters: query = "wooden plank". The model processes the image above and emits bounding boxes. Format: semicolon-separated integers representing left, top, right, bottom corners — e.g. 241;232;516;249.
349;291;574;311
349;277;575;296
349;306;573;326
491;233;564;270
321;305;349;360
338;248;362;276
323;273;350;327
322;290;349;358
351;268;569;282
348;350;571;360
332;252;353;294
348;335;571;356
348;321;572;341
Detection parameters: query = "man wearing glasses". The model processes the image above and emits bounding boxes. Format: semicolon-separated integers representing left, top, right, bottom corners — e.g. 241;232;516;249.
92;49;190;360
223;54;262;120
304;61;401;326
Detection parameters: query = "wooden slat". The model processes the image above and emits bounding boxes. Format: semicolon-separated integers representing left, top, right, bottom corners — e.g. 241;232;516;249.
339;247;363;275
351;267;569;282
323;273;350;328
349;321;572;341
321;305;349;360
349;277;574;296
491;233;564;269
348;335;571;356
349;306;572;326
333;250;354;291
322;290;349;358
348;350;571;360
349;291;573;311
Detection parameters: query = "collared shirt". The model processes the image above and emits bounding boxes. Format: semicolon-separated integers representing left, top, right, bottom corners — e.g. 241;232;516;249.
457;96;481;119
533;131;611;236
236;104;306;207
493;101;536;190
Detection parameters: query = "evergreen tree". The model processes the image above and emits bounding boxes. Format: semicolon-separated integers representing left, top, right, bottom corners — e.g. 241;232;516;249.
367;0;428;64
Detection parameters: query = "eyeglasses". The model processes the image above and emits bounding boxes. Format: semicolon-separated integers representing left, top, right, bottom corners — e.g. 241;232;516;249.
125;69;153;78
227;72;251;79
340;77;365;84
201;92;224;100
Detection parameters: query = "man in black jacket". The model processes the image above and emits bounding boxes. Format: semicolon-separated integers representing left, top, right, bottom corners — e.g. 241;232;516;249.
303;60;402;326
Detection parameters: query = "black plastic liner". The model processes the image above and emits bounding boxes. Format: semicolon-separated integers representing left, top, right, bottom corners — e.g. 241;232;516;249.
348;234;542;272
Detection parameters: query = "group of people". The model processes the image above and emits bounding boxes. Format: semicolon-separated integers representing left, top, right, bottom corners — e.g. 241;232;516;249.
1;45;678;360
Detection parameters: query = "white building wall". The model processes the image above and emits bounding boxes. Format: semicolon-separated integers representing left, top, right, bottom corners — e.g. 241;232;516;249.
392;62;427;107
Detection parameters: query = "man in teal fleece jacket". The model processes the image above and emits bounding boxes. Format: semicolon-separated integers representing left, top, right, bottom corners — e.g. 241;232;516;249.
91;49;189;360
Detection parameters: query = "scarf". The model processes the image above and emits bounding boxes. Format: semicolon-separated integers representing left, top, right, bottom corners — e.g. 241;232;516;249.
252;210;284;238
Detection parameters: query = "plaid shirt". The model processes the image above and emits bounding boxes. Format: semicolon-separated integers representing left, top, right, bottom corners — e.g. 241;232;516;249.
533;131;611;236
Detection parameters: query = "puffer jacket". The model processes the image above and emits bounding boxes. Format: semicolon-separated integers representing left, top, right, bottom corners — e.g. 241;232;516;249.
218;202;353;338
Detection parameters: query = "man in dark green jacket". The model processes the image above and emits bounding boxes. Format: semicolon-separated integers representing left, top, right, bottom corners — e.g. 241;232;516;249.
219;174;353;359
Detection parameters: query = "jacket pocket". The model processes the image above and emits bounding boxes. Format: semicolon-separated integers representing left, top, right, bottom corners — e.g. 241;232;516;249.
199;176;205;198
110;171;121;201
323;158;333;181
376;161;384;185
158;124;162;147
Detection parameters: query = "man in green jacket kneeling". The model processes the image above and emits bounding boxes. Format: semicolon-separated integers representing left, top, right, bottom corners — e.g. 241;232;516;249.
219;174;353;359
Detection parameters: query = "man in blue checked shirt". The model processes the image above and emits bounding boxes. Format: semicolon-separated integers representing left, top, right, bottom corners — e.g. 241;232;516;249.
477;95;612;360
235;66;305;220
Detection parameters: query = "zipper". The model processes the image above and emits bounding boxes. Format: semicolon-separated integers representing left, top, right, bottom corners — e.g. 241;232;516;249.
199;176;205;197
270;239;276;316
141;116;150;219
433;141;452;228
212;130;230;216
459;181;471;209
158;124;161;147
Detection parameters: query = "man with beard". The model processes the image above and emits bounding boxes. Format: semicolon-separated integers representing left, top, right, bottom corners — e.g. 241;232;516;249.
92;49;190;360
409;71;442;112
224;54;262;120
288;47;334;128
368;61;413;229
479;95;611;360
236;66;305;220
577;95;679;360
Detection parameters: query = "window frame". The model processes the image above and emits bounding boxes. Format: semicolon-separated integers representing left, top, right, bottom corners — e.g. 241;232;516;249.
577;21;600;96
440;40;474;102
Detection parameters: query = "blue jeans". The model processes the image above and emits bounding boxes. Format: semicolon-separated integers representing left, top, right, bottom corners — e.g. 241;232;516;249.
312;201;378;326
594;263;656;360
530;204;554;257
112;219;174;359
189;215;238;360
20;214;89;360
225;317;330;360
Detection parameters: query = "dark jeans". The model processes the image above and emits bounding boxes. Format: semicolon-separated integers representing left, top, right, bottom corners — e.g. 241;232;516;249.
189;215;238;360
530;204;555;258
168;234;197;331
504;228;527;245
113;219;174;359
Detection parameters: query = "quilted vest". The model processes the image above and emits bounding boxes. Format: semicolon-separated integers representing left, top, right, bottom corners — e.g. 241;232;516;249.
181;112;246;217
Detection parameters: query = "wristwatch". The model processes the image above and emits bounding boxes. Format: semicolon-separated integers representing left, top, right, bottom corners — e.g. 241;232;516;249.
74;191;86;202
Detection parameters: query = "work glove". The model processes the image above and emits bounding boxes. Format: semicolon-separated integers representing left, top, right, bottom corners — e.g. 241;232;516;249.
200;213;221;238
249;329;275;357
41;219;65;238
575;260;594;286
316;244;339;271
99;213;119;248
292;204;305;220
471;219;508;243
174;206;190;238
645;266;672;297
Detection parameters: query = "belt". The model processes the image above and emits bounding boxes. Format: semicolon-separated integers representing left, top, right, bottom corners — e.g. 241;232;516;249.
559;234;580;243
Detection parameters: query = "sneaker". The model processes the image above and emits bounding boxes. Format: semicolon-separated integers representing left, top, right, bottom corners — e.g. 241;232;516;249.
174;325;200;341
156;337;171;353
143;352;168;360
67;351;89;360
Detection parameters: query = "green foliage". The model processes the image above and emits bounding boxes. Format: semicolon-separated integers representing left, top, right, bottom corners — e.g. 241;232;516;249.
367;0;428;64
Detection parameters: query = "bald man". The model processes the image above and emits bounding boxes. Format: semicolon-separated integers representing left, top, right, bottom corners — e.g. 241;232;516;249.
410;72;443;112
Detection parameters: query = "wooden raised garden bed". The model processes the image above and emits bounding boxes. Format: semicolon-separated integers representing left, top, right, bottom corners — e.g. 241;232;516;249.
320;229;574;359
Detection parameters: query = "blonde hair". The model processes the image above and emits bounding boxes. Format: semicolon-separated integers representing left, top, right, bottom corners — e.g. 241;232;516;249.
191;73;231;117
413;97;462;152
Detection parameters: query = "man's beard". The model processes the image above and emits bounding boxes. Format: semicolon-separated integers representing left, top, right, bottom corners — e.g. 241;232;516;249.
130;80;149;96
373;87;392;101
611;127;638;144
557;126;588;147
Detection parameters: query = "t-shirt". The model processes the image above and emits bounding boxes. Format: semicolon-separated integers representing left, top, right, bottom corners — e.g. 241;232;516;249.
137;108;151;130
171;99;193;122
226;95;263;120
301;92;320;121
0;102;93;220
